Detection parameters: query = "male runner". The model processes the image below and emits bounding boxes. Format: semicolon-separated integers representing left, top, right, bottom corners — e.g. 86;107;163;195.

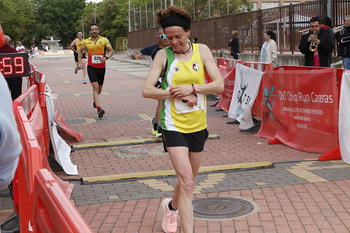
78;23;114;118
69;32;87;84
131;28;168;137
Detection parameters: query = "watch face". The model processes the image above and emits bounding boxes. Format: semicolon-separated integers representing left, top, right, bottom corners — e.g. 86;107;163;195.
0;53;30;78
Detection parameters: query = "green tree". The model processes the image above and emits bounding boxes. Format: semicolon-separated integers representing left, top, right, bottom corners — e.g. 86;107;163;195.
0;0;35;48
99;0;129;39
33;0;85;47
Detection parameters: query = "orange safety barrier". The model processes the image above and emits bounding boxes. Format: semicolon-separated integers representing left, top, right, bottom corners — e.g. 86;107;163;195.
13;85;47;156
216;59;243;112
32;169;93;233
12;86;74;223
13;106;43;233
12;85;40;216
244;62;274;117
29;69;83;142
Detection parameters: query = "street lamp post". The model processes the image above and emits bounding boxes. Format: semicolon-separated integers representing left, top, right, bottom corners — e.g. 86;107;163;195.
129;0;131;31
93;8;97;23
81;16;84;39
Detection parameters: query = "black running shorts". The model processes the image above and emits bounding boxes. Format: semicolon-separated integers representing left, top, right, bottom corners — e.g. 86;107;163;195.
162;129;209;152
87;65;106;85
74;52;86;62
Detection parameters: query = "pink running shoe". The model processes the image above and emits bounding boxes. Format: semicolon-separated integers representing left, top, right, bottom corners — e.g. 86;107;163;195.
162;198;178;233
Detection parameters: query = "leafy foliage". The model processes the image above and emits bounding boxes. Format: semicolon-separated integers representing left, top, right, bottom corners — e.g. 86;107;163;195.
0;0;249;49
0;0;35;48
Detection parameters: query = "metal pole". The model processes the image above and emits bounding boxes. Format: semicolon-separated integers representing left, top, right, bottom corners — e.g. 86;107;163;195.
129;0;131;31
81;16;84;39
165;0;167;9
93;8;97;23
227;0;229;15
153;0;155;28
170;0;173;5
139;6;142;29
134;9;136;30
327;0;332;19
193;0;195;20
146;3;148;29
208;0;210;18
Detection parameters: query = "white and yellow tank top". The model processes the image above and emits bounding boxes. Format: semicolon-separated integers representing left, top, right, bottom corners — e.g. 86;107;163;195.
161;43;207;133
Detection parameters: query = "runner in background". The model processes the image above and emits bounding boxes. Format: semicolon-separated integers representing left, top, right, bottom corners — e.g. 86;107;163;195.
69;32;87;84
131;28;168;137
78;23;114;118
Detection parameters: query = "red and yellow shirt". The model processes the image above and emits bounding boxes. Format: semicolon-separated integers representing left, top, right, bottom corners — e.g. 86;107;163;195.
81;36;111;68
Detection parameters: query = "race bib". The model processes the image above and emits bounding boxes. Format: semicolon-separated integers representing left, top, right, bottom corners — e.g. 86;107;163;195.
174;94;205;114
91;55;103;64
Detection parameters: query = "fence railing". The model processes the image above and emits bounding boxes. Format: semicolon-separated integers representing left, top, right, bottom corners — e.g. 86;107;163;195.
127;0;350;54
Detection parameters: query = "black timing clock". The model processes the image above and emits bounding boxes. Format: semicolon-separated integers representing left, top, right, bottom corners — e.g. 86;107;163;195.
0;53;30;78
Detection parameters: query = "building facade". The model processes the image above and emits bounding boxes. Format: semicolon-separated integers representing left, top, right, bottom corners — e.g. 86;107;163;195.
251;0;315;10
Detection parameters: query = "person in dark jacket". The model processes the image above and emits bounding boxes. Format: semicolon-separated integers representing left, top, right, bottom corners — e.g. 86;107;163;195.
299;16;334;67
335;15;350;69
228;30;239;59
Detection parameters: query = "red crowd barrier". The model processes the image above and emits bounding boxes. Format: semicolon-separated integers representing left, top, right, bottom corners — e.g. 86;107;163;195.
13;106;42;232
11;88;88;232
205;57;226;84
256;67;343;155
216;59;243;112
32;169;93;233
29;68;83;142
13;85;48;157
244;62;274;117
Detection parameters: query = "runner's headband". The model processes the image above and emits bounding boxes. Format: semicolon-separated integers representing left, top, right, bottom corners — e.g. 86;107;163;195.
161;15;191;30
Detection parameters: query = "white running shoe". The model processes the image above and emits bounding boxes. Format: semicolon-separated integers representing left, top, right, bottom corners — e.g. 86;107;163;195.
161;198;178;233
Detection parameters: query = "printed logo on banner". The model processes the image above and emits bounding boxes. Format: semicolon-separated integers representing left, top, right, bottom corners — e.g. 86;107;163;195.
235;70;253;115
262;86;278;120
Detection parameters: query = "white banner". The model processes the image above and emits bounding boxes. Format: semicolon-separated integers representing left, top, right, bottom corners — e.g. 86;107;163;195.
45;84;78;175
228;63;263;130
339;70;350;164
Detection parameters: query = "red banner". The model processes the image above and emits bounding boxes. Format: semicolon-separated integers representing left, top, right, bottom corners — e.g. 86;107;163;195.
256;69;338;153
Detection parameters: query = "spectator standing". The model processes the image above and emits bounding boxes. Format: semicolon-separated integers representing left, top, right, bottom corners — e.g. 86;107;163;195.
260;31;278;67
78;23;114;118
131;28;168;137
15;41;25;52
228;30;240;59
335;15;350;69
142;6;224;233
0;35;23;100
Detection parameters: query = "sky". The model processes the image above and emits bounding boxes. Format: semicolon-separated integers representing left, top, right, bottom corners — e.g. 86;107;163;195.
86;0;103;3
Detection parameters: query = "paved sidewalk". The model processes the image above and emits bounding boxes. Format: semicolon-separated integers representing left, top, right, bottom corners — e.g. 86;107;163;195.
1;53;350;233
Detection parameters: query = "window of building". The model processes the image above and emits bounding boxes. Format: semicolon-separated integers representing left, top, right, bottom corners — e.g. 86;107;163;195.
261;2;279;9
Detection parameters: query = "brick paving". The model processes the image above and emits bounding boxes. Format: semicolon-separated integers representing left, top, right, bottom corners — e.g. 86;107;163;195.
1;53;350;232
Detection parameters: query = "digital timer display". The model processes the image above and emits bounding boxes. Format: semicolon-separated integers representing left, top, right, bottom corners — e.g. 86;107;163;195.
0;53;30;78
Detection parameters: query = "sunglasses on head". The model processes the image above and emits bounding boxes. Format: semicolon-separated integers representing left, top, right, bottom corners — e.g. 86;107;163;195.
158;34;166;39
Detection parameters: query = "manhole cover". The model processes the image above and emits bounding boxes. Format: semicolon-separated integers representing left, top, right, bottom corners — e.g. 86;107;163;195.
192;196;258;220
